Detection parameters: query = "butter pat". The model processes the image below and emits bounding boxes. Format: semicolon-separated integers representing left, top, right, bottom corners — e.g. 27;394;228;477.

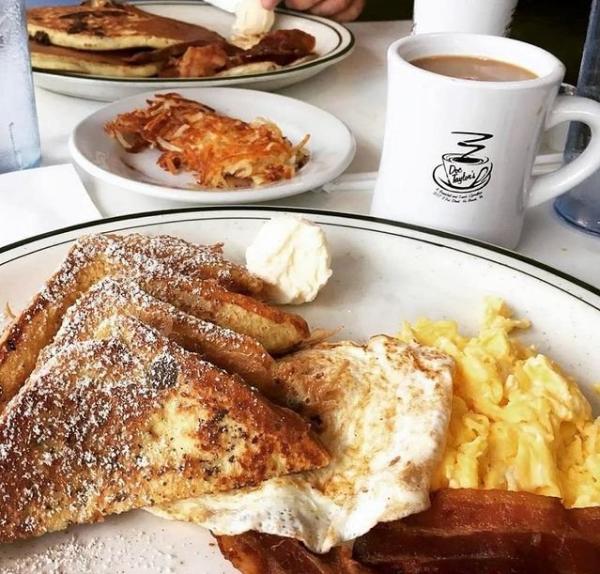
246;215;332;305
232;0;275;48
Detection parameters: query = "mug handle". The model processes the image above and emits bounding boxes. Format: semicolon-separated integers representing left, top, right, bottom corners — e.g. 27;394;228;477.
528;95;600;207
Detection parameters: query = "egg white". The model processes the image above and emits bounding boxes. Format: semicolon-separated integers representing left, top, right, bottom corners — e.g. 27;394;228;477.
150;336;453;553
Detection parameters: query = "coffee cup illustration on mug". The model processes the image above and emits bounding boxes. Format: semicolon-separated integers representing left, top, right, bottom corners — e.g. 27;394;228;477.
432;132;494;196
441;153;491;189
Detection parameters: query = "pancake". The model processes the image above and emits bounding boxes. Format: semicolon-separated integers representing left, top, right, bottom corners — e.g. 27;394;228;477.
27;2;224;51
29;39;161;78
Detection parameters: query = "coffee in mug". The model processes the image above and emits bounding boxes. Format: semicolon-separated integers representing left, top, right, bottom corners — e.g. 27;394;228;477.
371;33;600;248
410;55;537;82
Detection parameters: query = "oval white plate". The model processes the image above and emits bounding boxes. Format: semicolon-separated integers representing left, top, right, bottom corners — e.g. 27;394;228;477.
32;1;355;102
0;207;598;572
69;87;356;204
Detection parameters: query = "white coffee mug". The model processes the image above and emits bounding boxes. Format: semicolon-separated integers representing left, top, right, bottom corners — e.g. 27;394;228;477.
413;0;518;36
371;33;600;248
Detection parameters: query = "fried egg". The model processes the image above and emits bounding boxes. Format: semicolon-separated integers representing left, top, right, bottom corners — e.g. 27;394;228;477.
150;336;453;553
399;297;600;508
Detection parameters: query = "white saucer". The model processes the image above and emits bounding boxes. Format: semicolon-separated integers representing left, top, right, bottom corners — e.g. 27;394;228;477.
70;88;356;205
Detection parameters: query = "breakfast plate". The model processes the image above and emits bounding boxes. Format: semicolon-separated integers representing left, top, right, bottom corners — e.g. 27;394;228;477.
0;206;599;572
70;88;356;204
0;207;598;572
32;1;355;102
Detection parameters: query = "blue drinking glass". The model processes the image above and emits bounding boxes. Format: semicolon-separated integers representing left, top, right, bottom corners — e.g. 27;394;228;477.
554;0;600;234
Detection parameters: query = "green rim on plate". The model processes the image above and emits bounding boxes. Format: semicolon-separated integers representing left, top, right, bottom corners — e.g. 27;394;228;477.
2;206;598;306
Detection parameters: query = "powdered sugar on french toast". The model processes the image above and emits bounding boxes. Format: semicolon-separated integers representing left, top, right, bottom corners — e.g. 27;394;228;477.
0;306;322;544
0;335;167;513
40;233;263;306
0;317;227;536
0;232;316;551
46;277;247;356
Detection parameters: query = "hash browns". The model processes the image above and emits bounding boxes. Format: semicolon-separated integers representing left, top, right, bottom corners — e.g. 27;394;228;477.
104;93;309;189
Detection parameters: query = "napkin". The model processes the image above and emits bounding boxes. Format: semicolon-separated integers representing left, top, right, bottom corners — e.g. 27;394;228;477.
0;164;101;247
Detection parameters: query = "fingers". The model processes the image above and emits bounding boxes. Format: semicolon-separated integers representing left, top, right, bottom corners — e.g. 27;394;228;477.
285;0;322;10
285;0;365;21
327;0;365;22
261;0;280;8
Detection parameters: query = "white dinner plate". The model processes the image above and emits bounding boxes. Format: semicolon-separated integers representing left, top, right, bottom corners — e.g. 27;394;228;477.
32;1;355;102
0;207;598;572
70;88;356;204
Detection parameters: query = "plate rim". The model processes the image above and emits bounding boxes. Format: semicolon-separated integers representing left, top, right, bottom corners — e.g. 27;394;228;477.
69;87;357;202
1;206;598;307
31;0;355;84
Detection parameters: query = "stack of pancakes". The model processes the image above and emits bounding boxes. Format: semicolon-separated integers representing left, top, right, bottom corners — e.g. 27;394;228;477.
28;1;226;78
28;1;317;79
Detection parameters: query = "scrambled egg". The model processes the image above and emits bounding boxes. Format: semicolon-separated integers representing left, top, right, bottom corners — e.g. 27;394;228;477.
399;297;600;508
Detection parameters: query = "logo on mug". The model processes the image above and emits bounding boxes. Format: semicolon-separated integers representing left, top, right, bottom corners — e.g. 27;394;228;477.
433;132;493;203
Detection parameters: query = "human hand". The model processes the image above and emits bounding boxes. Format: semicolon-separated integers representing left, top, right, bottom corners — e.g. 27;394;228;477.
261;0;365;22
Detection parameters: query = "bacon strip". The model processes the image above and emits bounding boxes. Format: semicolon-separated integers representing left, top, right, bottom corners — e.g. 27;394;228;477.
217;532;375;574
123;29;315;75
354;490;600;574
230;29;316;67
217;490;600;574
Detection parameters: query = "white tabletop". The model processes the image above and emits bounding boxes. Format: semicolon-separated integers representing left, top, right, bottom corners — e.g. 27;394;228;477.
34;20;600;288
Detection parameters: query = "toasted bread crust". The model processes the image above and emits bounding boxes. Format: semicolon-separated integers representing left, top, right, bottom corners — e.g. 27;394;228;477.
0;234;309;413
40;277;274;390
0;249;108;412
138;273;310;356
112;234;265;296
0;316;328;544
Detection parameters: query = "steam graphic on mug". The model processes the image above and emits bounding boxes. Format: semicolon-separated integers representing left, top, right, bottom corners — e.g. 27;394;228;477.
433;132;494;200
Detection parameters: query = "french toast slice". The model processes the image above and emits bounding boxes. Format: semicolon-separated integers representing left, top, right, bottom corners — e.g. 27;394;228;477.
111;233;265;296
0;315;329;544
136;272;310;359
0;233;309;413
38;277;274;390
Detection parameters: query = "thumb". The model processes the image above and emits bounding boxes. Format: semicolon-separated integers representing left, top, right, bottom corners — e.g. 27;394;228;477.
261;0;280;8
